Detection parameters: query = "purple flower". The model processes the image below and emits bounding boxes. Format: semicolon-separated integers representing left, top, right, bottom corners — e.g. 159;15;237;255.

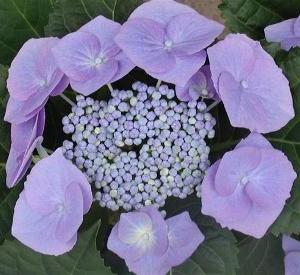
176;65;218;101
52;16;134;95
283;235;300;275
201;132;296;238
5;38;69;124
107;206;204;275
208;34;294;134
265;16;300;51
6;110;45;188
12;148;92;255
115;0;224;87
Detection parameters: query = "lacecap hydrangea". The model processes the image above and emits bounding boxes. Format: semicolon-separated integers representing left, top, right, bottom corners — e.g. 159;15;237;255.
3;0;298;274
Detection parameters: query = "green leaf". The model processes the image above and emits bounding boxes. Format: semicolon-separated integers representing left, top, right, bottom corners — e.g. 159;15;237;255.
237;234;284;275
0;64;22;243
0;221;114;275
45;0;142;37
0;0;53;64
219;0;300;40
165;196;239;275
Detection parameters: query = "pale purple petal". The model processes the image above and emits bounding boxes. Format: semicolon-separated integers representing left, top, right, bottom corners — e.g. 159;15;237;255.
208;34;256;90
24;148;92;215
166;212;204;267
265;19;296;43
79;16;134;84
52;31;102;82
285;252;300;275
130;0;197;25
149;50;206;86
115;18;175;74
201;161;253;224
7;38;64;101
245;149;295;207
283;235;300;254
166;13;224;56
235;131;272;150
140;206;169;256
70;59;118;95
218;57;294;133
50;75;70;96
117;212;153;261
12;193;77;256
55;183;84;242
6;110;45;188
176;65;217;101
4;93;48;124
214;147;261;196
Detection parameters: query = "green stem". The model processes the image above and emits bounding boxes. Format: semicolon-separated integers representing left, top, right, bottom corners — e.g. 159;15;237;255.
107;83;113;92
60;94;75;107
156;79;162;89
205;99;221;112
36;144;49;159
169;268;173;275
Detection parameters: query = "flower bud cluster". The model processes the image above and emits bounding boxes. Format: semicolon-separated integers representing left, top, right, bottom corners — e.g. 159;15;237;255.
62;82;215;211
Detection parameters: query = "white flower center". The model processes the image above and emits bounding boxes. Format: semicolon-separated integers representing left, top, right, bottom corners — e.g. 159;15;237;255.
201;88;209;96
56;203;65;213
240;80;248;89
93;57;105;66
38;79;47;87
240;175;249;185
164;39;173;51
127;225;154;251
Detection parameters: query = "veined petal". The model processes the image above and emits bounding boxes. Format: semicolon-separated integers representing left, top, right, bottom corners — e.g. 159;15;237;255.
264;18;296;43
12;193;77;256
70;59;118;95
208;34;256;89
129;0;197;25
283;235;300;254
201;161;253;224
235;132;272;150
166;212;204;267
214;147;261;196
149;50;206;87
115;18;175;74
166;13;224;56
55;183;84;242
24;148;92;215
285;252;300;275
245;149;296;208
52;31;101;82
7;38;63;101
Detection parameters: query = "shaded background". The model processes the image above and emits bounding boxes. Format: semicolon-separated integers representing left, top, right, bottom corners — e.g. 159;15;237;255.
183;0;224;23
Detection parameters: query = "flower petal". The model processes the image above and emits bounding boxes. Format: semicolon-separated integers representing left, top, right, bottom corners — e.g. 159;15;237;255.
245;148;296;208
24;148;92;215
201;161;253;224
55;183;84;242
129;0;197;25
166;212;204;267
70;59;118;95
235;132;272;150
52;31;101;82
12;193;77;256
50;75;70;96
149;50;206;86
284;252;300;275
7;38;64;101
166;13;224;56
208;34;256;89
116;17;175;74
283;235;300;254
214;147;261;196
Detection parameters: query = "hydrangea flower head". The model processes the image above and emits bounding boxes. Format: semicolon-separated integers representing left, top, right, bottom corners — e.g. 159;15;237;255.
52;16;134;95
201;132;296;238
6;110;45;188
115;0;224;86
208;34;294;134
108;206;204;275
176;65;218;101
283;235;300;275
5;38;68;124
12;148;92;255
265;16;300;51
